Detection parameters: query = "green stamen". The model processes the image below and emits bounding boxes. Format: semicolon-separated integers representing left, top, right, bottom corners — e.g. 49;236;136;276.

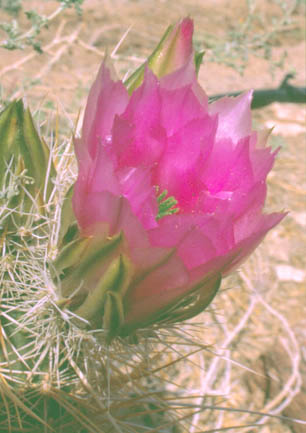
156;189;179;220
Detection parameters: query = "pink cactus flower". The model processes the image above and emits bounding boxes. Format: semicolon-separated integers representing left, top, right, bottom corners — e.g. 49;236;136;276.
72;18;285;334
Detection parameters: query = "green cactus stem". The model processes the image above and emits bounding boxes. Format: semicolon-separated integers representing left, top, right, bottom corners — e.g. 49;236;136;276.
0;99;55;233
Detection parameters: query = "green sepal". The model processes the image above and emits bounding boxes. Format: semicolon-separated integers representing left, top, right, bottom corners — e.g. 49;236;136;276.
120;273;222;337
164;273;222;324
52;236;92;280
74;254;133;334
194;50;205;75
124;26;203;94
124;23;174;93
102;292;125;333
52;231;124;299
58;184;78;246
72;232;123;283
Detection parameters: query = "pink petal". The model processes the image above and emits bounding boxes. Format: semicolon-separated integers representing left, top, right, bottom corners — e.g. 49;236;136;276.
226;211;287;273
201;136;253;195
89;146;120;195
200;138;236;194
76;191;149;250
228;181;267;219
249;131;277;182
209;90;253;143
149;213;235;269
188;211;285;283
234;206;285;244
82;63;129;157
222;137;254;191
154;116;217;210
161;56;209;110
176;227;216;269
113;68;166;167
117;166;158;229
160;84;208;136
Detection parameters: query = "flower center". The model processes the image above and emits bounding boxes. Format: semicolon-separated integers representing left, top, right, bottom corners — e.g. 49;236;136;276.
156;188;179;220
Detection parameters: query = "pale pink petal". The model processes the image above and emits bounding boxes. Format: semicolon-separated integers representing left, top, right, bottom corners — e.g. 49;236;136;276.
234;206;285;244
226;211;287;273
209;90;253;143
161;56;209;109
222;137;254;191
188;211;285;282
227;181;267;219
149;213;235;269
249;131;277;182
82;63;129;157
89;146;120;195
160;84;208;135
77;191;149;250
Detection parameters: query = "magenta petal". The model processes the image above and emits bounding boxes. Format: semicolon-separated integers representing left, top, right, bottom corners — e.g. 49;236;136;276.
111;115;134;161
161;56;209;109
155;116;216;209
222;137;254;191
201;138;235;193
201;136;253;195
160;84;207;135
210;91;253;143
124;68;161;126
149;213;235;269
114;68;165;166
82;63;129;157
117;166;158;230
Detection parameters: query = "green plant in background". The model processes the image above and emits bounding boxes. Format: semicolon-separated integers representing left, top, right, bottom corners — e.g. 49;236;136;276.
0;0;22;15
0;0;302;75
194;0;301;75
0;0;83;52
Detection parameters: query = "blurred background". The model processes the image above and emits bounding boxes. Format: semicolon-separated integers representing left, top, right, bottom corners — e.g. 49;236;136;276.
0;1;305;432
